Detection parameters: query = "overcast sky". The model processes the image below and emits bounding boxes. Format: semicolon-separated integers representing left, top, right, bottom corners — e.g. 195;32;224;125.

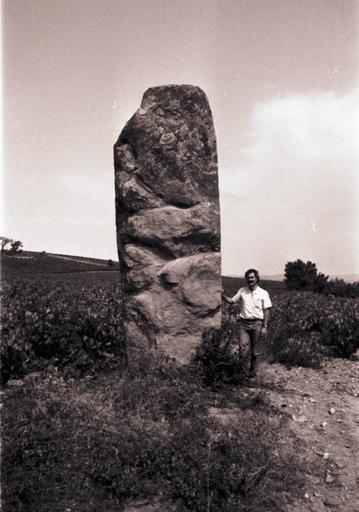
3;0;359;276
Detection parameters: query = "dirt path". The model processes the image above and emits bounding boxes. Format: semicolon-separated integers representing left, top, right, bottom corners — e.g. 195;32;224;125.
256;358;359;511
46;253;108;266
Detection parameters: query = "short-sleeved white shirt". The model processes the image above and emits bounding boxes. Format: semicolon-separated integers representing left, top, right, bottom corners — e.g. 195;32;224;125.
232;286;272;320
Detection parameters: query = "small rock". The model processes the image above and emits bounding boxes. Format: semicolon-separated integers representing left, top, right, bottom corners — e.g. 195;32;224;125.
323;497;341;507
323;452;330;460
309;500;326;511
325;473;335;484
292;414;307;423
7;379;24;387
321;421;328;428
329;408;336;415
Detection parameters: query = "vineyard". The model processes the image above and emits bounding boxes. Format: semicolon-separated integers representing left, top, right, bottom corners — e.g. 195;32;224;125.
1;258;359;512
2;271;358;383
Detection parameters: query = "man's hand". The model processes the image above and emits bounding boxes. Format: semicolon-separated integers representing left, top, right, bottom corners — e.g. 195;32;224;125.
261;326;268;336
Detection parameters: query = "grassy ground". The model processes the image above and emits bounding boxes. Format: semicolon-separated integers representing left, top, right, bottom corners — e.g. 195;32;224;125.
2;357;307;512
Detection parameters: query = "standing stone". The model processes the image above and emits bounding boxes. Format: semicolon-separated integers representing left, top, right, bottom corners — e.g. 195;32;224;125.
114;85;221;364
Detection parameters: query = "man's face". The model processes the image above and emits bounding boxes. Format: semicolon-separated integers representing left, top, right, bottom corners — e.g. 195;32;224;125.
246;272;258;289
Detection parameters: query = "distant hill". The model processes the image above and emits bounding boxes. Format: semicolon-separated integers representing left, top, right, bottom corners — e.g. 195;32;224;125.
329;274;359;284
226;273;284;282
262;274;284;281
1;251;119;279
261;273;359;284
222;275;286;295
227;273;359;284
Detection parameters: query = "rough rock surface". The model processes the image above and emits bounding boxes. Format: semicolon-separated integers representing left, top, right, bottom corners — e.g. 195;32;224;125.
114;85;221;364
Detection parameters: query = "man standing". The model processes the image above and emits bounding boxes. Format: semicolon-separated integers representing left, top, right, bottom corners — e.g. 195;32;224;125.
222;269;272;378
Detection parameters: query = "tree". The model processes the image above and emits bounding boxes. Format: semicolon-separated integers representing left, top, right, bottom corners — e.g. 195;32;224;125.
0;237;23;255
284;259;328;292
0;237;13;252
10;240;23;254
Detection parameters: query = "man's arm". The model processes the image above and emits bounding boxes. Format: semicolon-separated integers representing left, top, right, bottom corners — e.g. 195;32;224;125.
261;308;271;335
222;289;242;304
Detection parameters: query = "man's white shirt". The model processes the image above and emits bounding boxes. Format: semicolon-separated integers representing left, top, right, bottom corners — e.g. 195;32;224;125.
232;286;272;320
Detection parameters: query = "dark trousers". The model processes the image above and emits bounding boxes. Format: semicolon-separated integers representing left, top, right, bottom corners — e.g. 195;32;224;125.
238;320;263;375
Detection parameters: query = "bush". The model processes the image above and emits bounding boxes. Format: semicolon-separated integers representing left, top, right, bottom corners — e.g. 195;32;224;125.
193;327;248;389
325;278;359;298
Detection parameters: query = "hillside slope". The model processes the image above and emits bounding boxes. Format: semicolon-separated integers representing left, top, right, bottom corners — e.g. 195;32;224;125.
1;251;119;279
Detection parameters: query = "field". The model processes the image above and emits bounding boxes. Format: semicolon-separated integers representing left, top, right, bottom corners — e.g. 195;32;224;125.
1;251;119;279
1;253;359;511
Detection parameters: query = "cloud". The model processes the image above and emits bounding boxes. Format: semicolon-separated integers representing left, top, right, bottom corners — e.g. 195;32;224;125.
220;90;359;275
247;90;359;163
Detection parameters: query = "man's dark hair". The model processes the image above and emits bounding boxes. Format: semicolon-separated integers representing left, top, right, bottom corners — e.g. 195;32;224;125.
245;268;260;281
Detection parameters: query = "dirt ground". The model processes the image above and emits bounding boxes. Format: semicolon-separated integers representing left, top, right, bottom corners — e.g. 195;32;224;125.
127;357;359;512
254;358;359;512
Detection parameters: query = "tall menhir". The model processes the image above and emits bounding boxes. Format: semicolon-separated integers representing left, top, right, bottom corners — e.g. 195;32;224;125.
114;85;221;364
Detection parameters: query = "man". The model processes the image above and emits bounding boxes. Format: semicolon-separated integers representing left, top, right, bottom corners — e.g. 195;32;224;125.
222;269;272;378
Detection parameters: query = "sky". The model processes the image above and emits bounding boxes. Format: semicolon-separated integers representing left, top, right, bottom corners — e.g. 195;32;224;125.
3;0;359;276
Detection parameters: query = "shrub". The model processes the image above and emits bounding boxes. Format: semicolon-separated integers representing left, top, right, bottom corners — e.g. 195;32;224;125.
325;278;359;298
192;327;248;389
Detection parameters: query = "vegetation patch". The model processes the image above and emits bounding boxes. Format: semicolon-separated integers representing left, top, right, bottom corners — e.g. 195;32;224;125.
2;360;306;512
269;291;359;363
1;278;125;384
